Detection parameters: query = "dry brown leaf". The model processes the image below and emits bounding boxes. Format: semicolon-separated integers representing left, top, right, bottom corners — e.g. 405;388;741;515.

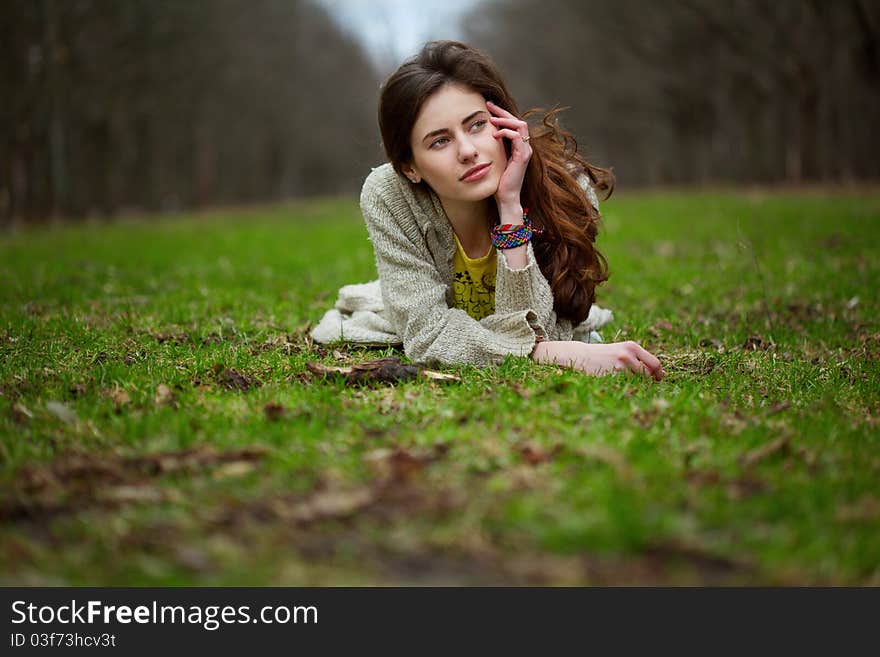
364;444;447;482
516;442;561;466
11;402;33;423
726;475;769;500
154;383;174;405
306;357;459;385
152;331;190;345
97;485;165;504
69;383;87;397
214;367;259;392
45;401;77;425
285;487;377;524
103;387;131;412
767;401;791;415
263;401;286;421
835;495;880;523
742;335;772;351
510;383;533;399
576;444;633;480
5;446;268;519
211;461;258;480
740;435;791;468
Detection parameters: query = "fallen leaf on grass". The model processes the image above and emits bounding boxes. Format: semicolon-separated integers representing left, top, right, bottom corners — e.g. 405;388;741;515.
102;387;131;412
509;382;533;399
283;487;378;525
306;357;460;386
11;403;33;423
835;495;880;523
516;442;562;466
213;366;260;392
742;335;772;351
151;331;190;345
68;383;87;398
2;446;268;521
211;461;258;480
263;401;286;421
154;384;175;406
740;435;791;468
364;445;447;482
575;444;633;480
250;333;300;355
767;401;791;415
45;401;77;425
200;332;223;345
140;446;268;476
726;475;769;500
98;484;166;504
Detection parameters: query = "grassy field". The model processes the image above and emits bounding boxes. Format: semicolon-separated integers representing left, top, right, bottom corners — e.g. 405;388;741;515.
1;188;878;585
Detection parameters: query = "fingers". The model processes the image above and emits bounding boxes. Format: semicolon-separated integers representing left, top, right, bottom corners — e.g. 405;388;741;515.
630;342;662;373
486;100;517;119
486;102;531;138
489;115;527;131
492;128;526;144
617;350;665;381
621;341;665;381
618;353;649;378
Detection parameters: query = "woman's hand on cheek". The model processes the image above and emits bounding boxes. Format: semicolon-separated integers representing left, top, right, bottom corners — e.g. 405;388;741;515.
486;100;532;206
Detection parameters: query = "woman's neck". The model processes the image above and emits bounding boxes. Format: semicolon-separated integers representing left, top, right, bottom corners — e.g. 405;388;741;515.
441;197;497;258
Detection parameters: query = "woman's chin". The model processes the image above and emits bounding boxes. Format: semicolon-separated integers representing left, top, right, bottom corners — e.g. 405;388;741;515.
460;176;500;201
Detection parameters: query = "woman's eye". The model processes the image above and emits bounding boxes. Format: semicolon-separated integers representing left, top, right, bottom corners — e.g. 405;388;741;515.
431;137;449;148
471;119;487;131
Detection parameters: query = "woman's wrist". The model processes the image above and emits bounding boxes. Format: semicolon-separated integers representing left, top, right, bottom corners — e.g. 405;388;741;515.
496;199;524;225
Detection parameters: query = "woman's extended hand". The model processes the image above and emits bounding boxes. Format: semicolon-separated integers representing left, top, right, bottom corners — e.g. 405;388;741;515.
532;340;666;381
486;100;532;206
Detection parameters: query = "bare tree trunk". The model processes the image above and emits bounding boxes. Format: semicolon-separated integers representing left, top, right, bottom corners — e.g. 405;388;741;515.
42;0;68;216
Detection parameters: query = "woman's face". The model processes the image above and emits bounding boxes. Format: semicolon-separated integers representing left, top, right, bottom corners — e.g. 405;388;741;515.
403;83;507;204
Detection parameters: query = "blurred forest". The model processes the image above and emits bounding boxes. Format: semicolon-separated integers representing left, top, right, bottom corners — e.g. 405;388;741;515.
1;0;383;222
2;0;879;223
465;0;880;187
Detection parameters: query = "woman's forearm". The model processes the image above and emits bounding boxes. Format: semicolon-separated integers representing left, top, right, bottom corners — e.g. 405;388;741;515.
531;340;666;380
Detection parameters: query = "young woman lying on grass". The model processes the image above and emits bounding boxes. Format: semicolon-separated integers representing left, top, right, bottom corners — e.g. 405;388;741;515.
312;40;665;380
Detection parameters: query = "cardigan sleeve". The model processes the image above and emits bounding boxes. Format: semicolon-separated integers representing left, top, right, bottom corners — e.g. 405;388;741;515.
361;183;544;367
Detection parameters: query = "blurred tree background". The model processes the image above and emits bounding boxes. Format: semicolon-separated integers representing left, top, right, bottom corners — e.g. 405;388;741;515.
1;0;383;221
2;0;878;223
464;0;880;187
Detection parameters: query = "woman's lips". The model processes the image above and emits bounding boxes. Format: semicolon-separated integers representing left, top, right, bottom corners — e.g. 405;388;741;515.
461;163;491;182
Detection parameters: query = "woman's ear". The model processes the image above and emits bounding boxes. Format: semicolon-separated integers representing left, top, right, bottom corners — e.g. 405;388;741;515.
402;163;421;184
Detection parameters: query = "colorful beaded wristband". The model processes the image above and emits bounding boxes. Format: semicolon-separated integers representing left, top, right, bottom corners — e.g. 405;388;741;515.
490;208;543;249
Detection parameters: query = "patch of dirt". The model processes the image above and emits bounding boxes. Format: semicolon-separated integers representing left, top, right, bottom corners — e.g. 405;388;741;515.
742;335;773;351
150;331;191;346
0;446;268;522
212;365;261;392
661;351;718;377
306;357;460;386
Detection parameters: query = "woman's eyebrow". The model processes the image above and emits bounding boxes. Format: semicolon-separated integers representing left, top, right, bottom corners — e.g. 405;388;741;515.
421;110;488;143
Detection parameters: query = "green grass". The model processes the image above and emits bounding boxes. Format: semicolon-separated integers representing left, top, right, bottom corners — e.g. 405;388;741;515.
1;189;878;585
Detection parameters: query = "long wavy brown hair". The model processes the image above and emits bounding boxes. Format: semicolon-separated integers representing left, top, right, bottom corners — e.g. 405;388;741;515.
378;40;613;326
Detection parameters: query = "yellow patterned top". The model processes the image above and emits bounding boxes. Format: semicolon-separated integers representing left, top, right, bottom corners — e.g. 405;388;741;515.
452;233;496;320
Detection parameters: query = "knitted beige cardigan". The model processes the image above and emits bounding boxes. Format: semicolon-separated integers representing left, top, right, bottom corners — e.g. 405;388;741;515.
310;163;614;366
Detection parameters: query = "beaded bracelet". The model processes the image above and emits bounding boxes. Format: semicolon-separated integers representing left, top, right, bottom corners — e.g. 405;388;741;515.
490;208;543;249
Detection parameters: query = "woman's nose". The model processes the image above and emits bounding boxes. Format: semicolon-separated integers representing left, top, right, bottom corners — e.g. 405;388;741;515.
457;134;478;161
